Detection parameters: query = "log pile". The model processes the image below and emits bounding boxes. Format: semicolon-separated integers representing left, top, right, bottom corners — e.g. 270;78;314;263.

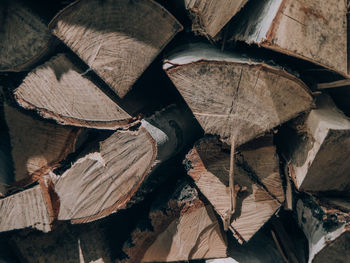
1;0;350;262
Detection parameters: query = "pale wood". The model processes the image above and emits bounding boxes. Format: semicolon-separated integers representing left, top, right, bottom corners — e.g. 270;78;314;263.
297;194;350;263
231;0;348;77
164;44;313;146
0;0;52;71
10;222;113;263
14;54;134;129
286;94;350;193
185;0;249;38
54;106;197;223
317;79;350;89
185;136;283;242
0;185;51;233
120;182;227;262
4;103;80;186
49;0;183;98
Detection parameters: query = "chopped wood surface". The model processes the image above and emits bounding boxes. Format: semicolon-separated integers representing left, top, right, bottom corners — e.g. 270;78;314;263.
185;0;248;38
121;182;227;262
185;136;282;242
287;95;350;193
231;0;348;77
164;44;313;146
0;0;52;71
4;103;80;186
49;0;183;98
0;185;51;233
14;54;134;129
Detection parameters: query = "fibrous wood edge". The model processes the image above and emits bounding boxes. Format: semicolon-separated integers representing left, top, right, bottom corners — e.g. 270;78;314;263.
296;194;350;263
185;136;283;242
0;184;52;233
120;181;227;262
230;0;348;77
54;105;198;223
0;0;53;72
184;0;249;38
287;94;350;193
4;103;81;187
164;43;313;147
9;221;114;263
14;53;135;130
49;0;183;98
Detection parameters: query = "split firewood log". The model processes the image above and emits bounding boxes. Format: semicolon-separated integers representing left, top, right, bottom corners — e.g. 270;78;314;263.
285;94;350;193
53;105;200;224
120;181;227;262
164;43;313;147
0;183;54;233
49;0;183;98
0;0;53;72
184;0;249;38
10;221;114;263
4;103;81;187
230;0;348;77
185;135;284;243
296;194;350;263
14;54;136;130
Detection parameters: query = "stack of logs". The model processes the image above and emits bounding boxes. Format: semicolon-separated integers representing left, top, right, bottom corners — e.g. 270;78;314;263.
1;0;350;262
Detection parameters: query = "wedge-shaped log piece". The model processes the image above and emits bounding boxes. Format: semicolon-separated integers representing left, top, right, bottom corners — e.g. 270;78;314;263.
287;95;350;193
231;0;347;77
164;44;312;146
0;184;52;233
0;0;52;71
120;181;227;262
4;103;80;186
185;136;283;242
10;221;114;263
55;105;198;223
49;0;183;98
14;54;134;129
185;0;249;38
297;194;350;263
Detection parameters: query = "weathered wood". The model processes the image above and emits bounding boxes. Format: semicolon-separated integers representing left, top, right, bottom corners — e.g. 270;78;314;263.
297;194;350;263
286;94;350;193
0;184;52;233
54;105;199;223
4;103;81;186
185;0;248;38
185;136;283;242
120;181;227;262
230;0;348;77
14;54;135;129
10;221;114;263
49;0;183;98
0;0;52;72
164;44;313;146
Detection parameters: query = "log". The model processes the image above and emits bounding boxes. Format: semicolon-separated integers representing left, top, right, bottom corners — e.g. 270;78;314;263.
286;94;350;193
0;184;53;233
185;136;284;242
296;194;350;263
120;181;227;262
54;105;199;223
230;0;348;77
0;0;52;72
4;103;81;187
185;0;249;38
10;221;114;263
164;43;313;147
14;54;135;129
49;0;183;98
